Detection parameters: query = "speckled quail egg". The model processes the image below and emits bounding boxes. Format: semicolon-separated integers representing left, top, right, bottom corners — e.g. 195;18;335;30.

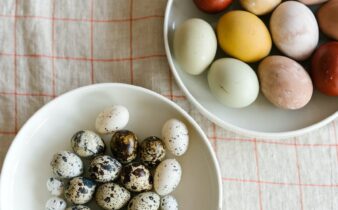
95;182;131;210
95;105;129;134
65;177;96;205
120;162;153;192
110;130;138;164
66;206;90;210
162;119;189;156
71;130;105;158
46;177;64;196
154;159;182;196
160;195;178;210
139;136;166;167
127;192;160;210
45;197;67;210
50;151;83;178
89;155;122;182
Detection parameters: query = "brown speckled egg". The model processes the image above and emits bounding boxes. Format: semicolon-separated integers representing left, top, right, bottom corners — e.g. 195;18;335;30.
64;177;96;205
110;130;138;164
88;155;122;183
139;136;166;168
317;0;338;41
120;162;153;192
95;182;130;210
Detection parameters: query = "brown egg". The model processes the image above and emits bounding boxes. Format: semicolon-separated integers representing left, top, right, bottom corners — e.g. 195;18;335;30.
317;0;338;40
298;0;328;5
258;56;313;110
110;130;138;164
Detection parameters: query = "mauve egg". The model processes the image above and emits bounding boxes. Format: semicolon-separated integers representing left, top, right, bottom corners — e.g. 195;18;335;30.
258;55;313;110
270;1;319;61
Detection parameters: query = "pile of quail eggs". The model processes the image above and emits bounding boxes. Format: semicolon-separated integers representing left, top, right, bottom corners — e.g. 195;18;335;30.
46;105;189;210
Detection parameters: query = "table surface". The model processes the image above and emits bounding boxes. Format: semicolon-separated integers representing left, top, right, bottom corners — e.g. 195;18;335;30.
0;1;337;210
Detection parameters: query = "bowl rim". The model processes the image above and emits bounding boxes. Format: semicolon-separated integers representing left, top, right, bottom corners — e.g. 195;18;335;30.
0;83;223;210
163;0;338;139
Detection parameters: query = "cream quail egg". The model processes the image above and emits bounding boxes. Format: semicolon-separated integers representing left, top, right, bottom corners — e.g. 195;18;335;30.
45;197;67;210
66;206;90;210
160;195;178;210
71;130;105;158
89;155;122;182
65;177;96;205
120;162;153;192
139;136;166;168
50;151;83;179
127;192;160;210
95;182;131;210
46;177;64;196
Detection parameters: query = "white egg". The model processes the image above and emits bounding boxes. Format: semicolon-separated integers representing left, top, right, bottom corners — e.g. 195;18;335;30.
174;18;217;75
160;195;178;210
45;197;66;210
95;105;129;134
154;159;182;196
270;1;319;61
162;119;189;156
128;192;160;210
208;58;259;108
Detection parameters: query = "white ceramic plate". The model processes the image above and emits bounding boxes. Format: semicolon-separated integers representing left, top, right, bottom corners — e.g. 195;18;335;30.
0;83;222;210
164;0;338;138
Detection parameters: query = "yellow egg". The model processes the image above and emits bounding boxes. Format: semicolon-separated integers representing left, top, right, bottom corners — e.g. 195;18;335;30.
217;10;272;63
240;0;281;15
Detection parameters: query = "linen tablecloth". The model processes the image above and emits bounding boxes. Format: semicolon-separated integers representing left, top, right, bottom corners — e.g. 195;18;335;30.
0;1;337;209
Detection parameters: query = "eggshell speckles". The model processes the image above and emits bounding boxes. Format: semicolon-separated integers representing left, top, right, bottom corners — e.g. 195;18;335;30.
95;105;129;134
270;1;319;61
258;56;313;109
128;192;160;210
162;119;189;156
110;130;138;164
46;177;64;196
120;162;153;192
208;58;259;108
50;151;83;179
154;159;182;196
160;195;178;210
66;206;90;210
64;177;96;205
89;155;122;182
71;130;105;158
45;197;67;210
317;0;338;40
174;18;217;75
139;136;166;167
95;183;131;210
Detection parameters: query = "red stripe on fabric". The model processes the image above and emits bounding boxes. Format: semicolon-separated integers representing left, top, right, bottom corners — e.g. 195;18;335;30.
222;177;338;188
0;14;164;23
333;121;338;162
0;52;166;62
0;91;55;97
0;131;17;135
294;139;304;210
90;0;94;83
253;139;263;210
129;0;134;84
13;0;18;132
215;136;338;147
51;0;56;97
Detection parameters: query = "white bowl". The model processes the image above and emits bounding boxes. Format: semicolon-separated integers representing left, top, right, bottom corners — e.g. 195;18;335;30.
164;0;338;138
0;83;222;210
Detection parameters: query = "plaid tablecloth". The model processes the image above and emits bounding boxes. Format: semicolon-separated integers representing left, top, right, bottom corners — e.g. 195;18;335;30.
0;1;337;209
